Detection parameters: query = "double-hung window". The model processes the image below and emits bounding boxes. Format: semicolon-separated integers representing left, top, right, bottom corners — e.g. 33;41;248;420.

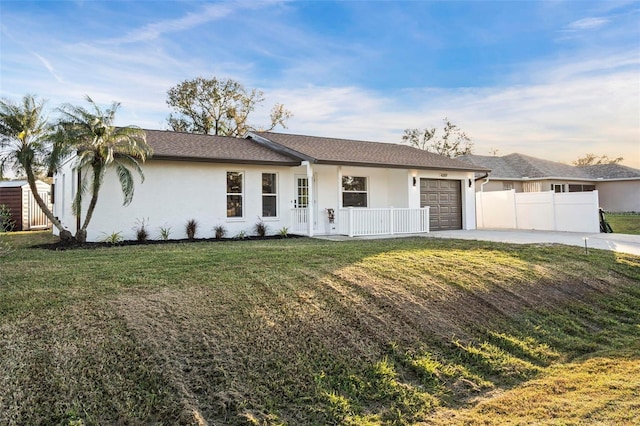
227;171;243;218
342;176;368;207
262;173;277;217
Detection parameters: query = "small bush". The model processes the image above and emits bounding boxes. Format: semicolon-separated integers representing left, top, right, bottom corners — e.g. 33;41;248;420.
213;225;227;240
0;241;14;257
186;219;198;240
100;231;123;244
235;230;247;240
158;225;172;241
279;226;289;238
133;218;149;242
255;219;268;237
0;204;15;232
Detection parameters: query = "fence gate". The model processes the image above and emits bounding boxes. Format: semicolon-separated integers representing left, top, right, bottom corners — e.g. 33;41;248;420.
27;190;51;230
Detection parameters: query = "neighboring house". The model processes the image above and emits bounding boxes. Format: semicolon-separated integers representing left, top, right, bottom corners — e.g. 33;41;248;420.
0;180;52;231
459;153;640;212
52;130;489;242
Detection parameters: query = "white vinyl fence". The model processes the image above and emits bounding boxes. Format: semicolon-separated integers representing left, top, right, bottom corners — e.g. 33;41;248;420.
476;190;600;233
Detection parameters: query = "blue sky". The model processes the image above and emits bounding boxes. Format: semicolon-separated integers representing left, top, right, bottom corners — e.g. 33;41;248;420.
1;0;639;167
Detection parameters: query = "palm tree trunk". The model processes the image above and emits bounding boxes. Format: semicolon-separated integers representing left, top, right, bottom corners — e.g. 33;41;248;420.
24;163;73;241
76;165;102;242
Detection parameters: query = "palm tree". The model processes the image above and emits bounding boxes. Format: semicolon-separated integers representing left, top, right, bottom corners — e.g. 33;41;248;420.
58;96;152;242
0;95;73;241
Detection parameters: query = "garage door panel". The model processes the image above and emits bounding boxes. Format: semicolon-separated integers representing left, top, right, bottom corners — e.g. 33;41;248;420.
420;179;462;231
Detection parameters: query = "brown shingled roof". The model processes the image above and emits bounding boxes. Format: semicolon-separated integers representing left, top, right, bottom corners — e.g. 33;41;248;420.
145;129;301;165
250;131;489;172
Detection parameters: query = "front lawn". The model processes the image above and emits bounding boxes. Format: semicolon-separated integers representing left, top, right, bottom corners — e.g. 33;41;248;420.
1;231;639;425
606;212;640;235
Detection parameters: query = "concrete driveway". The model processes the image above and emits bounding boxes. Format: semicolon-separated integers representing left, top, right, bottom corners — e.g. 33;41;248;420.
424;229;640;256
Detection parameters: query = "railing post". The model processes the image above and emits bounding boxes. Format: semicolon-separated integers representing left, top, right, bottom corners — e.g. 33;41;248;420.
348;207;354;237
390;207;395;235
424;206;430;233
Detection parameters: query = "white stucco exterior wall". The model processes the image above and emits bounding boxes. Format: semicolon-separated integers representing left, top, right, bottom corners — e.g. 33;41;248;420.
56;160;298;242
54;157;480;241
596;180;640;212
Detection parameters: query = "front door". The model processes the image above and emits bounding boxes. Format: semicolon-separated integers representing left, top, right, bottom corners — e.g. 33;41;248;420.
293;175;318;232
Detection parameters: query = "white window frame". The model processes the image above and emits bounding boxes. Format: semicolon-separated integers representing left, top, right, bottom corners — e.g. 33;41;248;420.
226;171;244;219
552;184;565;193
342;176;368;207
261;172;278;219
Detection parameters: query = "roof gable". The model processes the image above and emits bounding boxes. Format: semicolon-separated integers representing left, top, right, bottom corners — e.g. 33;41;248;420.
145;129;301;165
459;153;640;181
580;163;640;179
249;131;488;172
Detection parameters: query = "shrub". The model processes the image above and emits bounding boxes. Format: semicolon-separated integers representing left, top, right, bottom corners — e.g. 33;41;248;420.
279;226;289;238
186;219;198;240
234;230;247;240
133;218;149;242
213;225;227;240
100;231;123;244
0;241;13;257
158;225;172;241
255;219;268;237
0;204;15;232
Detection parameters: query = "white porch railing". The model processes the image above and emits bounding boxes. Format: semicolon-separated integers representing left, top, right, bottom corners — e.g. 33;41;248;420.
291;207;430;237
291;208;308;234
338;207;430;237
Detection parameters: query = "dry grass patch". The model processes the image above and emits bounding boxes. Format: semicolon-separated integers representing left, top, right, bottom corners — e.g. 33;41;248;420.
426;349;640;425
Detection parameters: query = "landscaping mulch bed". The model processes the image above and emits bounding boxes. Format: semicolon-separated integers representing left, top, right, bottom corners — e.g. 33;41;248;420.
32;234;306;250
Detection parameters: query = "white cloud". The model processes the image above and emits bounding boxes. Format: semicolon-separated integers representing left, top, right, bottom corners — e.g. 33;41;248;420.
261;51;640;169
565;17;609;31
101;1;280;45
31;52;64;83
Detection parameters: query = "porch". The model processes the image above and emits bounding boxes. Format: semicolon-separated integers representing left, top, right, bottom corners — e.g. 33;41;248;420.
290;207;430;237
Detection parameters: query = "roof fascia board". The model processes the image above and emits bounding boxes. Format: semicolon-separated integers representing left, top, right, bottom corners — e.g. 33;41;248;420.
313;159;489;172
491;176;625;182
245;132;314;163
149;155;300;166
593;177;640;182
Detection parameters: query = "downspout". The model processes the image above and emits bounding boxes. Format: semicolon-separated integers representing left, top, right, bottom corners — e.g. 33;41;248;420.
302;160;314;237
476;172;490;192
475;172;489;229
76;168;81;234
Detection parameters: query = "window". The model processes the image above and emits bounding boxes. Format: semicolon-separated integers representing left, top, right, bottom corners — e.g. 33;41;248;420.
262;173;277;217
568;184;596;192
342;176;368;207
552;184;565;193
227;172;243;218
503;182;514;190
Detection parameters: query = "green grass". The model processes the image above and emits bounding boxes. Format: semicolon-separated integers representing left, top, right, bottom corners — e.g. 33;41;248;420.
607;213;640;235
1;231;639;425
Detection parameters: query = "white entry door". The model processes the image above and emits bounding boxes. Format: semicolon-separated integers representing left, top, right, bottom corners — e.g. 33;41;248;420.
294;175;318;231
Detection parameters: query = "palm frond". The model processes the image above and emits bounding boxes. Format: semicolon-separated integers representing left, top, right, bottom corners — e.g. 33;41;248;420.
114;163;134;206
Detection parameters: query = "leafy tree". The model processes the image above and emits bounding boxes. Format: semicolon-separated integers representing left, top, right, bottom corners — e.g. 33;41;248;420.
58;96;152;242
402;117;473;158
573;153;623;166
166;76;292;137
0;95;73;240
